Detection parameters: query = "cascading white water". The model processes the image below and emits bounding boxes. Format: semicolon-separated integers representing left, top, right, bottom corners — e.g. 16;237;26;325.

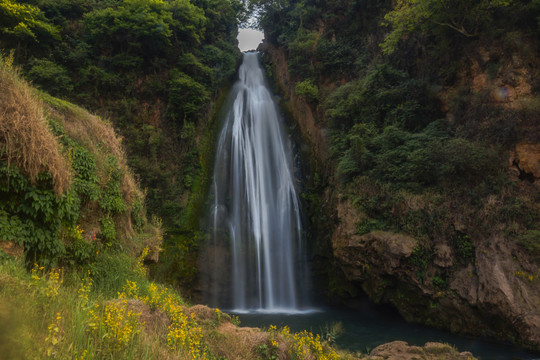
206;52;305;312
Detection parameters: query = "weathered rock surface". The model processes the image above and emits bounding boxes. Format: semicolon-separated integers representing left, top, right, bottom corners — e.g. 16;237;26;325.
364;341;476;360
330;196;540;350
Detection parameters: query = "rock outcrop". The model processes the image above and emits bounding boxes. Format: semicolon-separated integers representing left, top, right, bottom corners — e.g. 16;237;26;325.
331;194;540;349
364;341;476;360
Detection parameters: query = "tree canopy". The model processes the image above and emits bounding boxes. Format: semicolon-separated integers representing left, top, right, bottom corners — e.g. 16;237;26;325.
381;0;514;54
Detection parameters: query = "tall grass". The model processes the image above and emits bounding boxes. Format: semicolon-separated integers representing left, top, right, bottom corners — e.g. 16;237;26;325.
0;251;351;360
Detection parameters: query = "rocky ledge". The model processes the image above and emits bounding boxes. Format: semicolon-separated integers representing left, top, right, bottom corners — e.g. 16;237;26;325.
362;341;475;360
332;197;540;351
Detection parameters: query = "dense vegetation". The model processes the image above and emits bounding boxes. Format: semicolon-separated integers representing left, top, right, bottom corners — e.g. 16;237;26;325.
1;0;245;288
0;54;159;266
255;0;540;306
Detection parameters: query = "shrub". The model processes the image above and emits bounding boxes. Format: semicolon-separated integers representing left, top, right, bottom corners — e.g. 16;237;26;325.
27;58;73;95
167;70;209;124
99;156;127;215
356;218;387;235
99;215;116;242
0;164;80;265
295;79;318;103
452;231;475;263
518;230;540;260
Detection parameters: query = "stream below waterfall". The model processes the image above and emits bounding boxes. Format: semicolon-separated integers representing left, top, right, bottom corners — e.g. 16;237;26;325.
236;305;540;359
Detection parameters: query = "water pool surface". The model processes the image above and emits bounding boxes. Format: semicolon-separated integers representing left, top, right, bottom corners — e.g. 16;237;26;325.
235;305;540;360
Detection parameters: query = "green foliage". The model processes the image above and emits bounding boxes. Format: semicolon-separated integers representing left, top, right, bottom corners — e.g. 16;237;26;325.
49;120;101;203
130;194;145;232
409;245;433;282
88;251;145;297
71;146;100;203
99;215;116;242
368;126;501;190
27;58;72;95
288;28;319;77
452;231;474;263
324;67;501;190
316;36;361;76
449;89;521;148
256;343;278;360
381;0;514;54
0;164;78;265
63;226;96;266
99;156;127;215
325;64;438;131
167;70;210;123
356;218;387;235
0;209;26;244
82;0;205;66
0;0;59;52
0;0;243;247
295;79;318;103
431;274;448;290
518;230;540;261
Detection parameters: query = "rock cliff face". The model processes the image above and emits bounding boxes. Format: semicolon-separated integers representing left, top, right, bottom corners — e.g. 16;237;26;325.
260;42;329;168
261;40;540;351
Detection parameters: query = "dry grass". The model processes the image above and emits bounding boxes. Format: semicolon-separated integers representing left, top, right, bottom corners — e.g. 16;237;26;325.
42;94;145;239
0;58;70;194
207;322;271;360
42;94;141;205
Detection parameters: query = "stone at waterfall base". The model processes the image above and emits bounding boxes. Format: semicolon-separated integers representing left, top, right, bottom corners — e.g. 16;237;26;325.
364;341;476;360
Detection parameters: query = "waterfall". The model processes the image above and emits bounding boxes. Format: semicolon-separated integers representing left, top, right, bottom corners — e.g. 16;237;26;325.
203;52;306;313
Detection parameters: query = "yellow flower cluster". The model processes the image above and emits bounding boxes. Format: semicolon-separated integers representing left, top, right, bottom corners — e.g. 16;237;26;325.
88;301;141;352
135;247;150;277
291;330;340;360
118;279;205;357
167;308;203;357
77;271;93;305
72;224;84;241
46;268;63;298
268;325;339;360
31;264;63;298
515;270;536;282
118;279;139;299
31;263;44;282
74;350;88;360
45;312;62;357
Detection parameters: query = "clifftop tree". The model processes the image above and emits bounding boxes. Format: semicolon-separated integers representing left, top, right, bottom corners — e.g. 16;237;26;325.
381;0;513;54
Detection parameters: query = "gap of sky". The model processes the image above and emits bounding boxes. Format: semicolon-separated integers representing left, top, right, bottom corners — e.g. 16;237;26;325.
237;28;264;52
